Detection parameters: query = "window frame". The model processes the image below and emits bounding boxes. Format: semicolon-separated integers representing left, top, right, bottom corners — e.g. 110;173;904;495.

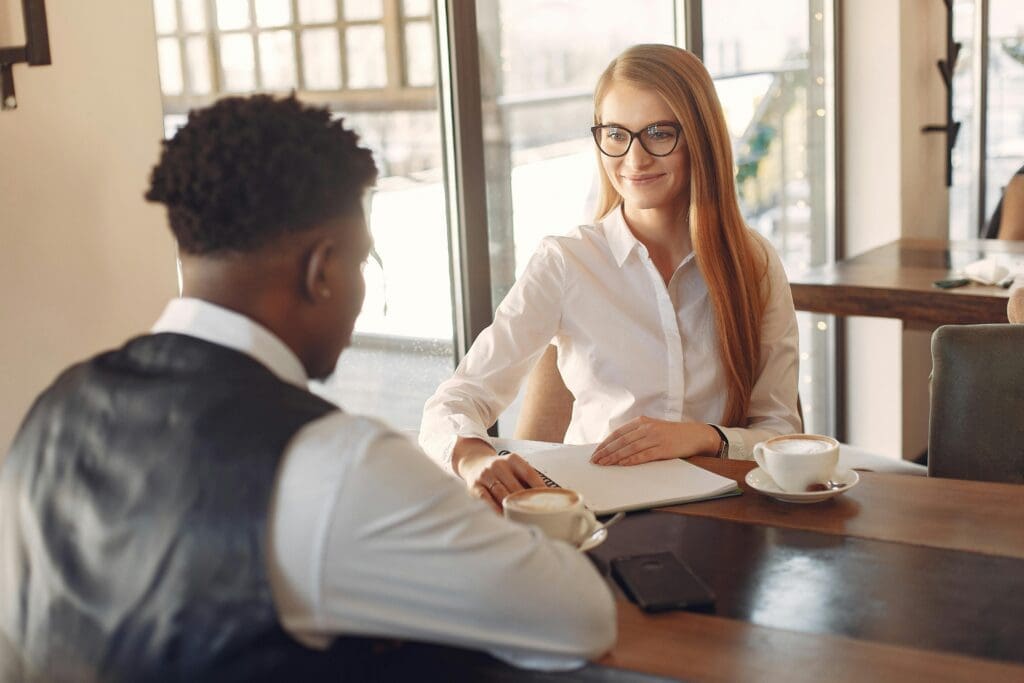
153;0;436;116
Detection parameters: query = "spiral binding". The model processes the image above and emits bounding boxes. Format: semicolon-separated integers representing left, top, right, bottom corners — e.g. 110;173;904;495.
497;449;561;489
536;471;560;489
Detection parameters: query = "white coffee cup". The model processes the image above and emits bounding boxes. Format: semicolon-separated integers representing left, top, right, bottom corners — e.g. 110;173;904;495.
752;434;840;493
502;488;596;545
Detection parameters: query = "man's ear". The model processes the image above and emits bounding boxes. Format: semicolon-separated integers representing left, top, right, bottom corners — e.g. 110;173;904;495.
303;237;336;304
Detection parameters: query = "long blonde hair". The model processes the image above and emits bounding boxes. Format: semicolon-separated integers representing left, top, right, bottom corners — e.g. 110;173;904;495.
593;44;768;427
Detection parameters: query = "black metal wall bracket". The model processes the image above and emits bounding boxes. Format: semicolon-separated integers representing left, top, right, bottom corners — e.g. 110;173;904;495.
1;0;51;111
922;0;961;187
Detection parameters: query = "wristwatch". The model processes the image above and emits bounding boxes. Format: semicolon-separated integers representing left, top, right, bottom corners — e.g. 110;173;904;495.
708;424;729;459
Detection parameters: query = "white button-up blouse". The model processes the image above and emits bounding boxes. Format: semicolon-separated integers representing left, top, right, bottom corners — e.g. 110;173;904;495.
420;207;802;465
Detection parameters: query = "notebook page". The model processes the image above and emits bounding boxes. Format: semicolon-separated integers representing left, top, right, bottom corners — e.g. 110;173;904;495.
495;438;740;514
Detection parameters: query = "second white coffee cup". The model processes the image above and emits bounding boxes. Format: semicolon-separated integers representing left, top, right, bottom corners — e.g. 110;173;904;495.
752;434;840;493
503;488;596;545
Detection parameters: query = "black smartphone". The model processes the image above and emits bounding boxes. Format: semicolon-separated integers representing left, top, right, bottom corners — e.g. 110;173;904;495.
933;277;971;289
610;552;715;613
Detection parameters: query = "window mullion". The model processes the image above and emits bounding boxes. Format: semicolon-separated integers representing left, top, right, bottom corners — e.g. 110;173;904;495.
205;0;224;93
971;0;989;236
248;0;262;89
174;1;193;96
338;19;349;88
290;0;306;90
382;0;404;91
433;0;494;367
681;0;703;59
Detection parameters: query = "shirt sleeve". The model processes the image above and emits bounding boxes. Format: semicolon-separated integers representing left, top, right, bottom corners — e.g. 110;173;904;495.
267;412;616;670
719;235;802;459
419;239;566;470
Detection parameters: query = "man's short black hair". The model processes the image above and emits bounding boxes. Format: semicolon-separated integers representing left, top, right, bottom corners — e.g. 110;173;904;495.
146;95;378;255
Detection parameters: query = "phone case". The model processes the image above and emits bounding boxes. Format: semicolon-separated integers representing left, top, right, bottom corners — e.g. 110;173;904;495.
933;277;971;289
611;552;716;613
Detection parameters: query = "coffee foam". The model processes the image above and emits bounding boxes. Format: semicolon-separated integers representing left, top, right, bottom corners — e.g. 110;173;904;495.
510;490;577;512
771;437;833;455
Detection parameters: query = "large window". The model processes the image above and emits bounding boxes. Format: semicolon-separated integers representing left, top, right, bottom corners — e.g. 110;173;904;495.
703;0;835;434
152;0;838;436
153;0;454;431
153;0;435;108
985;1;1024;234
950;0;1024;239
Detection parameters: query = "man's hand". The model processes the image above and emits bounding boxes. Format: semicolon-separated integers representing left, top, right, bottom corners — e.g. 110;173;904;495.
453;438;548;513
590;417;720;466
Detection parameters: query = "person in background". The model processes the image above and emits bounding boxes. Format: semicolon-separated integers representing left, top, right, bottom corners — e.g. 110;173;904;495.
1009;279;1024;323
419;44;800;511
0;95;614;681
984;163;1024;240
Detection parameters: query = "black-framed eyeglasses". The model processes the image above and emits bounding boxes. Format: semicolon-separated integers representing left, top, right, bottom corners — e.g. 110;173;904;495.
590;121;682;158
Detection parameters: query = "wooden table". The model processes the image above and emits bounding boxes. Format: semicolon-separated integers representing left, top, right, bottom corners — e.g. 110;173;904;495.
589;457;1024;682
367;458;1023;682
788;239;1024;327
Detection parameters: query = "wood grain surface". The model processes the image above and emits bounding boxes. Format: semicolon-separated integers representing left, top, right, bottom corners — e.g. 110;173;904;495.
600;601;1024;683
665;457;1024;559
789;239;1024;325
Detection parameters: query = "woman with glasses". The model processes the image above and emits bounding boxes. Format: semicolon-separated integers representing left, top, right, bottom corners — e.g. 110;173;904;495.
420;44;801;511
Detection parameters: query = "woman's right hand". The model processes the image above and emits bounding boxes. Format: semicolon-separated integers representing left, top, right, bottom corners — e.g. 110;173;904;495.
453;438;548;513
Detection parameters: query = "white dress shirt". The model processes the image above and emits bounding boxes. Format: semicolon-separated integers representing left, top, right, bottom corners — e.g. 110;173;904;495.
152;298;616;670
420;207;801;466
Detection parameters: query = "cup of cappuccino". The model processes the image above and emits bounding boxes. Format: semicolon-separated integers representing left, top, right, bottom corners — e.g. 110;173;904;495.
503;488;596;545
752;434;840;493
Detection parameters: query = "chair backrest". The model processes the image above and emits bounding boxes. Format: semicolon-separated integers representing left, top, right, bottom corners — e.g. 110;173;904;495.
514;344;806;442
928;323;1024;483
514;345;573;442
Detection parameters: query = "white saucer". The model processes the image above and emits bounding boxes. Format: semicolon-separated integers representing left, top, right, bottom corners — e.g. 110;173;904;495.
745;467;860;504
578;526;608;552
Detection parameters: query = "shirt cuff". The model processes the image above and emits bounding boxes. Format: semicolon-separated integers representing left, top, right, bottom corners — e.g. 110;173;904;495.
718;426;751;460
419;419;494;474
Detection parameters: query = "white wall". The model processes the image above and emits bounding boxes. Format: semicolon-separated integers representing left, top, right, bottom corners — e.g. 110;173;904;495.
0;0;23;45
841;0;948;457
898;0;947;458
841;0;902;457
0;1;176;453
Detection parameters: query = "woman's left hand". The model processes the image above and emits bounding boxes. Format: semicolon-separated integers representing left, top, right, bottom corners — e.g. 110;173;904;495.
590;416;720;466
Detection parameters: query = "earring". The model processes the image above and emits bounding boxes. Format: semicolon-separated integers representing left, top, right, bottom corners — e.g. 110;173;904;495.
320;287;331;299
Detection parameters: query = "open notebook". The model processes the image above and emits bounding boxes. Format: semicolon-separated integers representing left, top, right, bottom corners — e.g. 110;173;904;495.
493;438;741;515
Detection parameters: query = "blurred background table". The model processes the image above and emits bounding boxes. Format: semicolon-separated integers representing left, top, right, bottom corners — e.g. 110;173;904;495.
789;239;1024;328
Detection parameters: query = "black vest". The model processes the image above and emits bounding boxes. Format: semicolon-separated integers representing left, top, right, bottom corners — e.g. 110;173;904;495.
0;333;379;681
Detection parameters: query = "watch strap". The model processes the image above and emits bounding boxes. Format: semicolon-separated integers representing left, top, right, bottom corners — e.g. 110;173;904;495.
708;424;729;459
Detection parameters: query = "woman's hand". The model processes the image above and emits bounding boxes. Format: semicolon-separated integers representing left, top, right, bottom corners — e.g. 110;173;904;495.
590;417;721;466
453;438;548;513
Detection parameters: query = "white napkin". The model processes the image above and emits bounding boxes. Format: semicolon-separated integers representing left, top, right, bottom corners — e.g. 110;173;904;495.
961;258;1012;286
